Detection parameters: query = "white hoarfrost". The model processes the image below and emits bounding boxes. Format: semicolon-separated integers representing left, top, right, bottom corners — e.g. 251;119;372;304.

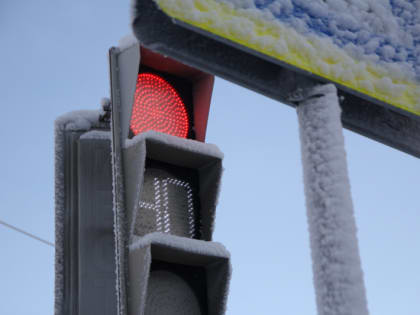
297;84;369;315
124;130;224;159
118;34;138;51
55;110;103;131
216;0;420;79
80;130;112;140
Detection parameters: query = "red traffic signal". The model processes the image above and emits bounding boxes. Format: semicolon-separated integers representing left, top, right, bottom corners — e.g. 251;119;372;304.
130;46;214;141
109;44;214;144
130;73;190;138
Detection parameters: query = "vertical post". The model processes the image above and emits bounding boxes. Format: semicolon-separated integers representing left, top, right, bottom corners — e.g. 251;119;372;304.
297;84;369;315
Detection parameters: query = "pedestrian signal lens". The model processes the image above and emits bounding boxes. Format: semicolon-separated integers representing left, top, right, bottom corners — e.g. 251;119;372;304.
130;73;190;138
133;159;201;240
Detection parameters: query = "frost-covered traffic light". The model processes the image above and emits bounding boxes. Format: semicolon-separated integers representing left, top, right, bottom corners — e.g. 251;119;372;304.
109;38;231;315
110;39;214;145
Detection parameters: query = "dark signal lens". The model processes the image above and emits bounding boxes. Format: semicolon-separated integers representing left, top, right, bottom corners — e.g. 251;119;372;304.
130;73;190;138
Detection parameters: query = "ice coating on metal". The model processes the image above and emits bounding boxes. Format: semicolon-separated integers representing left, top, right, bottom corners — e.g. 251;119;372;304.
298;84;369;315
153;0;420;115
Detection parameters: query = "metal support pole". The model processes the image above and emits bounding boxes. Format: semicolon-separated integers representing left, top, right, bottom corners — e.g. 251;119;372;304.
297;84;369;315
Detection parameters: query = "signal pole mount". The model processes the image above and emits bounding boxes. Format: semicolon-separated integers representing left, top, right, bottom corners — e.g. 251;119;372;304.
296;84;369;315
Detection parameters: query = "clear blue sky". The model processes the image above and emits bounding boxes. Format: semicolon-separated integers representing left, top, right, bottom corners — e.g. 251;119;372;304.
0;1;419;314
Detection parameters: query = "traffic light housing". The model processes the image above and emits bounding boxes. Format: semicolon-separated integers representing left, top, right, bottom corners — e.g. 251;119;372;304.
110;38;214;146
109;38;231;315
129;233;230;315
123;131;223;243
54;110;117;315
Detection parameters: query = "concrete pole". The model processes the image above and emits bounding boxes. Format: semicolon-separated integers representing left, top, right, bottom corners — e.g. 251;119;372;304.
296;84;369;315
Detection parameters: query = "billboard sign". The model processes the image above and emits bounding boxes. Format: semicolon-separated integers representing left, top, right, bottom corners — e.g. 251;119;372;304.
152;0;420;115
132;0;420;157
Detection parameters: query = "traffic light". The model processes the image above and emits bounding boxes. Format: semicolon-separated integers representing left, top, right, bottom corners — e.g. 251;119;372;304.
109;39;231;314
110;39;214;146
54;109;117;315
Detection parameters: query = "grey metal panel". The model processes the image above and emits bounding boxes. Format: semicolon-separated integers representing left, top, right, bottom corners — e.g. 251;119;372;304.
56;111;104;315
132;0;420;158
122;138;147;244
60;127;116;315
109;47;130;315
110;44;140;146
63;131;83;315
339;92;420;157
110;44;142;315
78;137;117;315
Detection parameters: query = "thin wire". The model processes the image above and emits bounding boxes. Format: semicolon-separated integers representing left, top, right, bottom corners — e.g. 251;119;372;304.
0;219;54;248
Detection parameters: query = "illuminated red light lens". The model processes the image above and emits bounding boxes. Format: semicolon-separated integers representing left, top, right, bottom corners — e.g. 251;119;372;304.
130;73;190;138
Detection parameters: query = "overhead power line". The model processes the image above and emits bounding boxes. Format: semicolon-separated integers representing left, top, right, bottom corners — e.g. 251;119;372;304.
0;219;54;248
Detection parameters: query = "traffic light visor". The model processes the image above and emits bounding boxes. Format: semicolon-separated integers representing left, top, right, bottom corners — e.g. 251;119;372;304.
130;73;190;139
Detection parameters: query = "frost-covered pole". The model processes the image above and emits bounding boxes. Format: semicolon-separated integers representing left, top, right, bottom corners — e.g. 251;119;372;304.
296;84;369;315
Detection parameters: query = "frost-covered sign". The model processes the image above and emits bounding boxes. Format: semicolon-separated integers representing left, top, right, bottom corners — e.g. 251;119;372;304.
155;0;420;115
132;0;420;157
